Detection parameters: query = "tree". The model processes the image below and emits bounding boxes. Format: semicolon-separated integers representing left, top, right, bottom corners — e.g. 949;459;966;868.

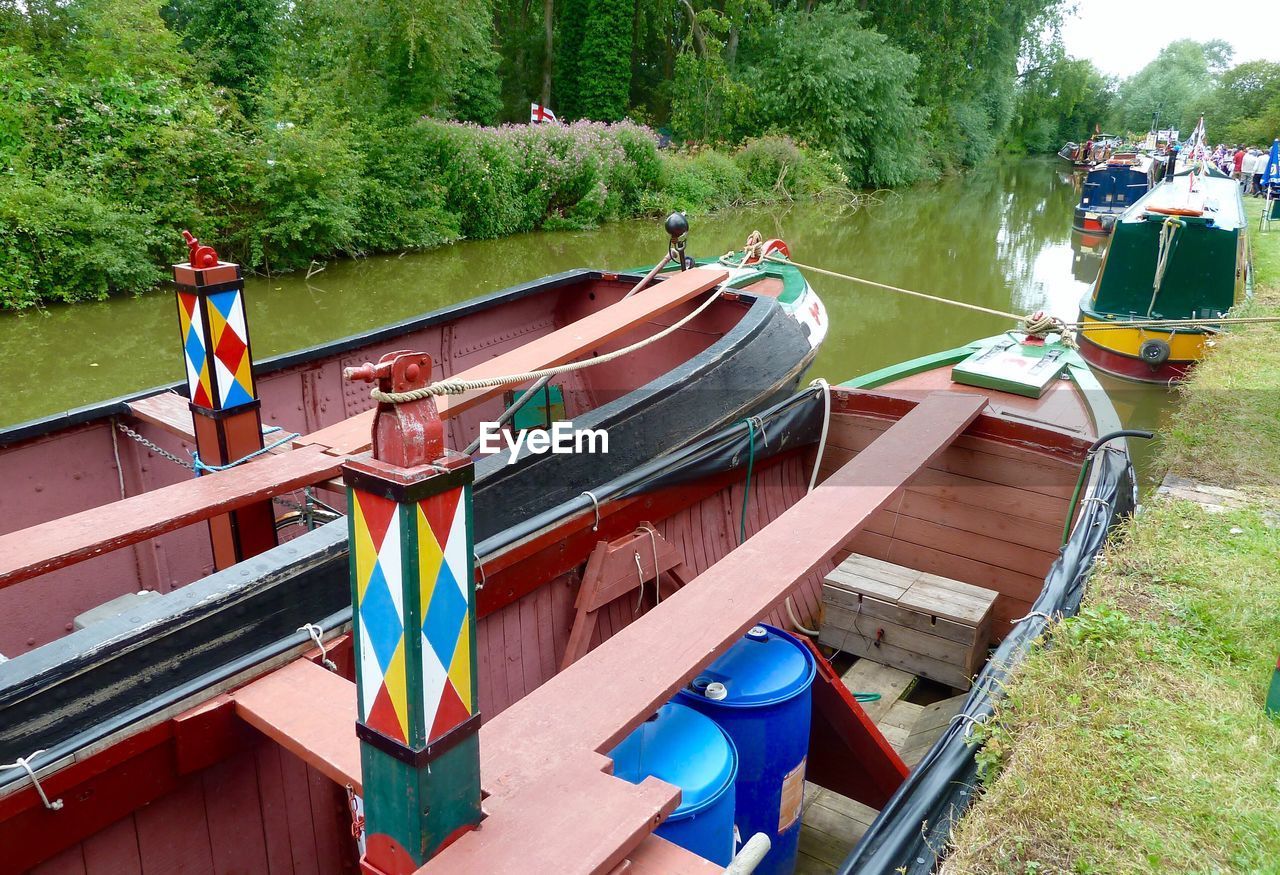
1110;40;1224;136
1212;60;1280;144
573;0;634;121
164;0;279;112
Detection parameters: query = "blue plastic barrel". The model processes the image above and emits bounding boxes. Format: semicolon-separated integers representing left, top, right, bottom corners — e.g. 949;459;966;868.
609;702;739;864
678;624;816;875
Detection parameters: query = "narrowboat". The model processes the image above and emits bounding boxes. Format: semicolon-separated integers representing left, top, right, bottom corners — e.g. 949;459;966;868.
1072;154;1157;235
1058;135;1120;168
0;329;1138;875
1077;166;1250;382
0;224;826;657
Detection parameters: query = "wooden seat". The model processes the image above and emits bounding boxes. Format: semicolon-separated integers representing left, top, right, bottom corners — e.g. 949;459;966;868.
298;266;729;457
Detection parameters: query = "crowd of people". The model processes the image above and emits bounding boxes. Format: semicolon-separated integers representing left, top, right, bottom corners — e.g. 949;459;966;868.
1211;144;1276;195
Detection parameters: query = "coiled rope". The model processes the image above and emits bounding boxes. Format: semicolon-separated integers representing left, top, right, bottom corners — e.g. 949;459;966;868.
370;286;725;405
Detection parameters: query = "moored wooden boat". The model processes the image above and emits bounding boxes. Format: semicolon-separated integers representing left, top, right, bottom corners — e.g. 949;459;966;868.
0;231;824;657
1077;166;1250;382
0;331;1139;875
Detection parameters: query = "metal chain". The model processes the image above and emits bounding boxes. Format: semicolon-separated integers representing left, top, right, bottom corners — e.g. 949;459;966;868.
114;420;194;470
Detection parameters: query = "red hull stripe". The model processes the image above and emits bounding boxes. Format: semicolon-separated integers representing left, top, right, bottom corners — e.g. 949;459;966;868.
1078;335;1195;383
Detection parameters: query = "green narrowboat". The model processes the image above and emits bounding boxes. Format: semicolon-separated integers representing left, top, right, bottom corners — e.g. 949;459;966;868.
1078;166;1250;383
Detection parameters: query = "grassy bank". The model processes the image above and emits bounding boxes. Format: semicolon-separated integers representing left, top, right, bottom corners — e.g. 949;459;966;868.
943;196;1280;874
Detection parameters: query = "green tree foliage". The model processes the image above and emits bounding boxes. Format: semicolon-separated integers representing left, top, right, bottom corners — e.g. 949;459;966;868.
574;0;634;121
1110;39;1229;135
1011;46;1115;152
1211;60;1280;145
740;3;923;187
164;0;279;112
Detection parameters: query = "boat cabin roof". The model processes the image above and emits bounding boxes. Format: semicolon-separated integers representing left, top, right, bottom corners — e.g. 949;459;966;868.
1120;172;1245;232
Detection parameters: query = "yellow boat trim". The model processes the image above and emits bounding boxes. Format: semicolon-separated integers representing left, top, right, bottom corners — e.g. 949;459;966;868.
1077;313;1207;361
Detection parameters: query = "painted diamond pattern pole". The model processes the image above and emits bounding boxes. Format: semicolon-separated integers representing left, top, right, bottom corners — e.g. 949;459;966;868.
173;231;277;568
342;350;482;875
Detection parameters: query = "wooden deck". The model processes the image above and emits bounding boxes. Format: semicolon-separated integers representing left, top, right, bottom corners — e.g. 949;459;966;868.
796;658;968;873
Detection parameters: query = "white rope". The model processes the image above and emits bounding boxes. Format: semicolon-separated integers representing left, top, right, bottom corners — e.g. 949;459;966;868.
3;752;63;810
783;379;833;639
298;623;337;672
1011;610;1054;626
950;712;988;739
580;490;601;531
371;286;725;404
806;379;831;494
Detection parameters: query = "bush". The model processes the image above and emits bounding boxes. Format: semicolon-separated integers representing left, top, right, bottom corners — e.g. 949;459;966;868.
0;173;165;309
735;136;806;194
649;149;749;214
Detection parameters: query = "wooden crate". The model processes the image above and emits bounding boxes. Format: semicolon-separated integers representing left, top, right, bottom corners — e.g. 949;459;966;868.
820;554;997;690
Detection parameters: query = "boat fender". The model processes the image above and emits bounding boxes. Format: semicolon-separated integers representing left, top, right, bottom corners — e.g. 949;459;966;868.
1139;338;1171;367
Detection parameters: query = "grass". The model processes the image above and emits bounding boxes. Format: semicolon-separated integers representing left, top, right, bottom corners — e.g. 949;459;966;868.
1160;197;1280;498
943;194;1280;874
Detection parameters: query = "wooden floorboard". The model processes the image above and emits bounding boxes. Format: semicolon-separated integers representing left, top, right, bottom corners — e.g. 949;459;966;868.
797;656;925;872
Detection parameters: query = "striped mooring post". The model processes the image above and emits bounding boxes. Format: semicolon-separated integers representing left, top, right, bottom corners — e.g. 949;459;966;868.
172;231;278;568
341;350;482;875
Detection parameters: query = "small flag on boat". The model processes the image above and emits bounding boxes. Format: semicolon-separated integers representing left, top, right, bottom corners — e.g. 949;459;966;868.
531;103;558;124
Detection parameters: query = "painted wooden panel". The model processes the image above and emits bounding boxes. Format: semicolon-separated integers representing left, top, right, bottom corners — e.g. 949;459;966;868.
81;815;143;875
135;777;215;875
203;751;269;875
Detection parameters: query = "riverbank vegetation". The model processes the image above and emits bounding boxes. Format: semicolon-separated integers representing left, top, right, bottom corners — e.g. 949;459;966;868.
1;0;1077;309
943;199;1280;873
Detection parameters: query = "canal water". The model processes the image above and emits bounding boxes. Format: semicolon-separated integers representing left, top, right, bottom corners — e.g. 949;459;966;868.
0;156;1171;485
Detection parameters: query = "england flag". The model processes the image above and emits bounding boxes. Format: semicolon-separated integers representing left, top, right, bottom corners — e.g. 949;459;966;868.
531;103;558;124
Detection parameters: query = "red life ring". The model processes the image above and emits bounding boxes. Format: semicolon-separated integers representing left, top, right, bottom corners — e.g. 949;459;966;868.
1147;205;1203;217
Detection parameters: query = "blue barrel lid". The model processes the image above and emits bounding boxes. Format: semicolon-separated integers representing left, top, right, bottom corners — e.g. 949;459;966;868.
682;624;816;707
608;702;737;819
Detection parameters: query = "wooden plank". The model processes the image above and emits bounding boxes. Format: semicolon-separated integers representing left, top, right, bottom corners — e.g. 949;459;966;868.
253;743;299;875
832;632;974;690
426;755;680;875
821;604;975;668
471;392;984;806
135;777;215;875
232;659;360;792
307;764;348;875
826;555;998;626
81;814;143;875
277;748;321;875
879;699;924;735
826;416;1079;498
297;267;728;456
30;845;86;875
838;659;915;724
203;752;269;875
824;581;979;645
127;392;197;441
0;445;342;590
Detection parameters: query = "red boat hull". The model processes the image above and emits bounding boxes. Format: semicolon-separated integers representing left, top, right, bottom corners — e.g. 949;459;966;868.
1078;333;1195;383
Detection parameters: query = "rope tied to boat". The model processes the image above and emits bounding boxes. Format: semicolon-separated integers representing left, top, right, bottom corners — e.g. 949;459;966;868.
2;751;63;811
368;285;725;405
765;254;1280;335
1149;216;1185;316
298;623;338;672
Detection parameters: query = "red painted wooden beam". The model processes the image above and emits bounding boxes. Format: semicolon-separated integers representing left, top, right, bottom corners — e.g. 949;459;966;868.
233;658;362;792
0;445;343;591
296;267;728;457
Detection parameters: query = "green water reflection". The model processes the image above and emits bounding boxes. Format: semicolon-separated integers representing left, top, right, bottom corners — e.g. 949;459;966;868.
0;157;1171;486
